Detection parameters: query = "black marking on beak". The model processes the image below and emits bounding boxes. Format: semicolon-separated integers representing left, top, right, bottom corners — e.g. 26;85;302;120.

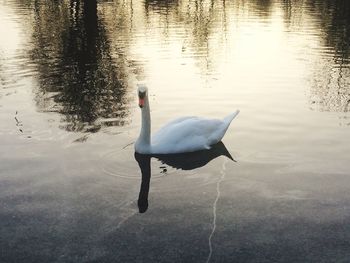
138;91;146;99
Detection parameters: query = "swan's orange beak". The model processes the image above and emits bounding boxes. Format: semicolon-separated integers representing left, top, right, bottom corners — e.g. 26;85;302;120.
139;98;145;108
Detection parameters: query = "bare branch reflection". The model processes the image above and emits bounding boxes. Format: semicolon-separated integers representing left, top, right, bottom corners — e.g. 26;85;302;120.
282;0;350;112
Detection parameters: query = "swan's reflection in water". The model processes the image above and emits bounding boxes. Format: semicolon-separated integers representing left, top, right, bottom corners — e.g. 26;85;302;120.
134;141;235;213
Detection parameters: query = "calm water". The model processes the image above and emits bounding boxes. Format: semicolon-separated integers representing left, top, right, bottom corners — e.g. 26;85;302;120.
1;0;350;262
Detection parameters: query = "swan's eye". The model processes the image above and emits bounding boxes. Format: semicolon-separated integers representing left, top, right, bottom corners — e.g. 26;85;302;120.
138;91;146;99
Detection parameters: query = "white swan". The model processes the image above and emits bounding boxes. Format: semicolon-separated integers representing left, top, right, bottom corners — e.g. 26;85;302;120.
135;84;239;154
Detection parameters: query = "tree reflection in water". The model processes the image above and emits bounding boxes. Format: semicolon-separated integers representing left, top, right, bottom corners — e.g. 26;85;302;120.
309;0;350;113
135;141;234;213
31;0;130;133
144;0;349;112
282;0;350;112
28;0;350;133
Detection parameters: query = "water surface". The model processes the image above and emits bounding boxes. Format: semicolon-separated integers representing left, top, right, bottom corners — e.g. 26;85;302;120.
1;0;350;262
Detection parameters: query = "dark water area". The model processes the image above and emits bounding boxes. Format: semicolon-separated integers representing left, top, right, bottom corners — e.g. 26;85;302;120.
1;0;350;262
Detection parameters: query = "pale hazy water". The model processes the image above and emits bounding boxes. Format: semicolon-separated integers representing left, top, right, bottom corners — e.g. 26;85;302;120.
0;0;350;262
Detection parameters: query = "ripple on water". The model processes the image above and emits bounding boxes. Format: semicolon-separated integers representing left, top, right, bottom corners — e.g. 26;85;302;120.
100;145;224;192
101;146;171;179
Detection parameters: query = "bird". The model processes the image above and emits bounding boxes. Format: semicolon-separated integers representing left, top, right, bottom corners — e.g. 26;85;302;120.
135;84;239;154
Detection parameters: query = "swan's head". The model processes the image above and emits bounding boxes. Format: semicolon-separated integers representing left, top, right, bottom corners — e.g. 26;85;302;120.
137;84;148;108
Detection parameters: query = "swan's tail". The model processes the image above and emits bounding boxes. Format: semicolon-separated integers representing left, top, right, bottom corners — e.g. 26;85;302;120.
208;110;240;146
223;110;240;124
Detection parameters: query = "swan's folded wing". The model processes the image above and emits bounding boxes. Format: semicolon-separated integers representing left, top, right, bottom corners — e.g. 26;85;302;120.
151;117;224;154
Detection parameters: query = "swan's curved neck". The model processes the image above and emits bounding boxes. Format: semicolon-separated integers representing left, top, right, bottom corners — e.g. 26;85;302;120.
139;96;151;147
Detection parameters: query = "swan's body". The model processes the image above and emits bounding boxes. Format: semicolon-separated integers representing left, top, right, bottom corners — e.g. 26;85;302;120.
135;85;239;154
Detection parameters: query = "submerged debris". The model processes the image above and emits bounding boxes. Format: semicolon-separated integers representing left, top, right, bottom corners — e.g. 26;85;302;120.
15;111;24;133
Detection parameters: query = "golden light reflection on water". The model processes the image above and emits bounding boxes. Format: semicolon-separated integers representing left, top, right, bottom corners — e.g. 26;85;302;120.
0;0;349;132
0;8;21;53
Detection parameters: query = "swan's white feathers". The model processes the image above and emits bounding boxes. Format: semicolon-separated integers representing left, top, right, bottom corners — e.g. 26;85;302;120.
137;84;147;93
150;112;238;154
